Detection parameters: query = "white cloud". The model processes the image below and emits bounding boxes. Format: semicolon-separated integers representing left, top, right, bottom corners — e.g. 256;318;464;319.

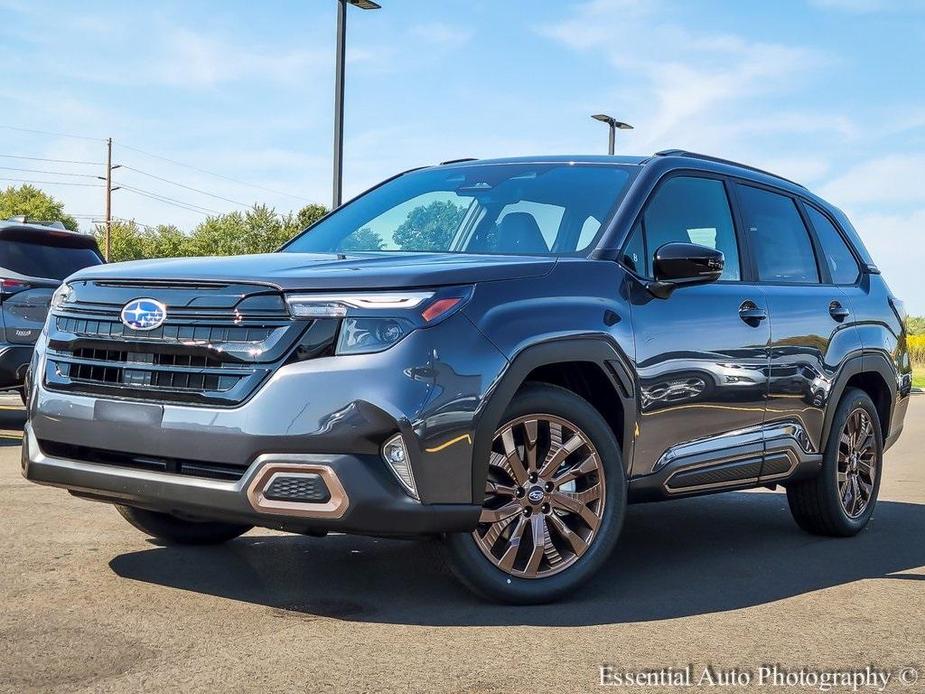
819;154;925;207
851;208;925;312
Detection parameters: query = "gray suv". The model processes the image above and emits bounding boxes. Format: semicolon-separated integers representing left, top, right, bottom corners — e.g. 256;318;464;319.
0;219;103;400
22;152;911;603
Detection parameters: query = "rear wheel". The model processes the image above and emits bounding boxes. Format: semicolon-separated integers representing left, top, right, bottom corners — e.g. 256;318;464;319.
786;388;882;537
115;505;252;545
445;383;626;604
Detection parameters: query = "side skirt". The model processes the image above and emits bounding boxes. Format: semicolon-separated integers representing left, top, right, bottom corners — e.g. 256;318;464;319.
627;423;823;503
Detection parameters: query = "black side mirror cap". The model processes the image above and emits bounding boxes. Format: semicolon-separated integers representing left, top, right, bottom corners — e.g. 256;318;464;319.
646;242;724;298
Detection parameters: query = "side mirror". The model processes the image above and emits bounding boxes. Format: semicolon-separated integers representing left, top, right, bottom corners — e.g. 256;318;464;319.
647;242;724;298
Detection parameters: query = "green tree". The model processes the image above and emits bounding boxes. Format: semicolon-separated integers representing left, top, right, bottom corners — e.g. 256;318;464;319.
392;200;466;251
907;316;925;335
0;184;78;230
94;220;147;262
339;226;385;251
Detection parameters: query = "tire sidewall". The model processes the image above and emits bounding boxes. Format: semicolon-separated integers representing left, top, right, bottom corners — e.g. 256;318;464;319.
446;383;626;604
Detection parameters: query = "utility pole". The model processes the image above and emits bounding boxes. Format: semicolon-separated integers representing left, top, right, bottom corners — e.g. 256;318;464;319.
332;0;346;210
98;138;120;260
331;0;381;210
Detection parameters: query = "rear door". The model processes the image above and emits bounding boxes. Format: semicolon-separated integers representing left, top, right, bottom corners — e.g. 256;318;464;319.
733;183;862;473
0;230;104;345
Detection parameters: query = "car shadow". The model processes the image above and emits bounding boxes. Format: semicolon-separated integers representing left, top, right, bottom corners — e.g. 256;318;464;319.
108;491;925;626
0;400;26;447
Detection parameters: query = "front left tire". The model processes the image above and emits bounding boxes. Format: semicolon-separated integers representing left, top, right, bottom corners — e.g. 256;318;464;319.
444;383;626;604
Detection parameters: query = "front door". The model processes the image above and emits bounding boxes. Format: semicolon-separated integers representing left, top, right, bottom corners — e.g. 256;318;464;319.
624;175;770;482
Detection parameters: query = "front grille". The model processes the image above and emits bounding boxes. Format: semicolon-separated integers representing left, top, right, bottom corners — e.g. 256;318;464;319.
43;281;307;406
39;439;246;481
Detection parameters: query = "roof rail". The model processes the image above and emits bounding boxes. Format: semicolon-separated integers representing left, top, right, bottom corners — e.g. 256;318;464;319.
439;157;479;165
654;149;805;189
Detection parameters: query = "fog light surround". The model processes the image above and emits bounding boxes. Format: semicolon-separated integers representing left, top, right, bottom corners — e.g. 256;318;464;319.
382;433;418;499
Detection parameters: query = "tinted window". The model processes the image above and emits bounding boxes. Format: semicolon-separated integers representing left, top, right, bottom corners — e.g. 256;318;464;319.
622;222;646;275
737;185;819;284
627;176;740;280
806;205;859;285
0;240;102;280
284;163;633;256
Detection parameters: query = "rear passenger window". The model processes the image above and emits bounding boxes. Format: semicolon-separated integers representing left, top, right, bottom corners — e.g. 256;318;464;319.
737;185;819;284
805;205;859;285
625;176;741;280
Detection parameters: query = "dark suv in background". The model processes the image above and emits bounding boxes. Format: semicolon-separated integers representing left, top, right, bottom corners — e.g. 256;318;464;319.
22;151;911;603
0;218;103;400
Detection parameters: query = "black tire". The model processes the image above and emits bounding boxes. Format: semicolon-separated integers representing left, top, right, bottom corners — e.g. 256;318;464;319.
18;388;27;407
115;505;252;545
786;387;883;537
444;383;626;604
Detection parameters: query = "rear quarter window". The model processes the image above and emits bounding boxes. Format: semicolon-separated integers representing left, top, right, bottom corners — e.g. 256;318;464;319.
805;205;860;285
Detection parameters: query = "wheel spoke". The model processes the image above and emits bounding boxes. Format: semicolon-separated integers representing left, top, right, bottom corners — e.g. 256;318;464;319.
497;515;528;572
547;512;588;556
523;419;539;472
500;427;529;486
538;433;584;479
481;512;517;549
521;514;547;576
485;480;517;497
837;470;848;484
554;455;599;487
550;491;599;529
480;501;521;523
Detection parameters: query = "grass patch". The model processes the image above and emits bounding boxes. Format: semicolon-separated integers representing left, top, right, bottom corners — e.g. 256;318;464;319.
913;367;925;390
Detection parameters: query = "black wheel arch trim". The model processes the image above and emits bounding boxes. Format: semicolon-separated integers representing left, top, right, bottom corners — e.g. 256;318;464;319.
820;351;897;449
469;335;636;504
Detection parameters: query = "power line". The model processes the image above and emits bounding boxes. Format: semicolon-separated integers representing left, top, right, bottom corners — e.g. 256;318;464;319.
0;124;105;142
0;153;103;165
0;177;103;188
115;141;310;203
118;165;252;208
117;184;220;216
0;165;99;178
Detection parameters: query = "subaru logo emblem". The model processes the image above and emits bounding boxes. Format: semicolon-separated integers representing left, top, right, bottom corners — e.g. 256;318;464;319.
527;487;545;504
120;298;167;331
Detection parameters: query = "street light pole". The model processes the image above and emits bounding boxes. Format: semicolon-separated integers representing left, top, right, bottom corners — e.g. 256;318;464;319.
332;0;380;210
591;114;633;155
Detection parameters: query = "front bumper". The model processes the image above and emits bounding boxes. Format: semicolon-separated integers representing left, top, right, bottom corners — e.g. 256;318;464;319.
24;310;505;533
22;422;479;535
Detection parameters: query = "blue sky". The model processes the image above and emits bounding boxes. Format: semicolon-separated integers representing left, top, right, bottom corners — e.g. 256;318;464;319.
1;0;923;310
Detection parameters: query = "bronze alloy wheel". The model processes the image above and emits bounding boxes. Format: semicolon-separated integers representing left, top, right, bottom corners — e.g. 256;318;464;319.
473;414;606;579
838;407;878;518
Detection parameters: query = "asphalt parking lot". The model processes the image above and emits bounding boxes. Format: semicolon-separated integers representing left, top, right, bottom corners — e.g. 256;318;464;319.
1;393;922;693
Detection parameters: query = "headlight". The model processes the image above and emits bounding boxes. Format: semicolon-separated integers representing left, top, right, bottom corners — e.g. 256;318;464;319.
284;287;473;356
337;317;414;354
50;283;73;310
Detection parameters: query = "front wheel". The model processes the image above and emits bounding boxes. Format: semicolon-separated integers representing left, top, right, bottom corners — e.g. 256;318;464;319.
444;383;626;604
115;505;252;545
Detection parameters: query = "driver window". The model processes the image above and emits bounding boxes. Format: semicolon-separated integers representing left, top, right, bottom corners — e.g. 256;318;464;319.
624;176;741;280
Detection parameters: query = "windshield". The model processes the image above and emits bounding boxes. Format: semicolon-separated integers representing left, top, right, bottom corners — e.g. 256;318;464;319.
283;163;635;256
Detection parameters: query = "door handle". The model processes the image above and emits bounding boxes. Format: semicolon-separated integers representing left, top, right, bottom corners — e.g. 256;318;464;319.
739;301;767;325
829;301;850;321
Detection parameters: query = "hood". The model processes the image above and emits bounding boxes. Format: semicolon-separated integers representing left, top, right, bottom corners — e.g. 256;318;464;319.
70;252;556;290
